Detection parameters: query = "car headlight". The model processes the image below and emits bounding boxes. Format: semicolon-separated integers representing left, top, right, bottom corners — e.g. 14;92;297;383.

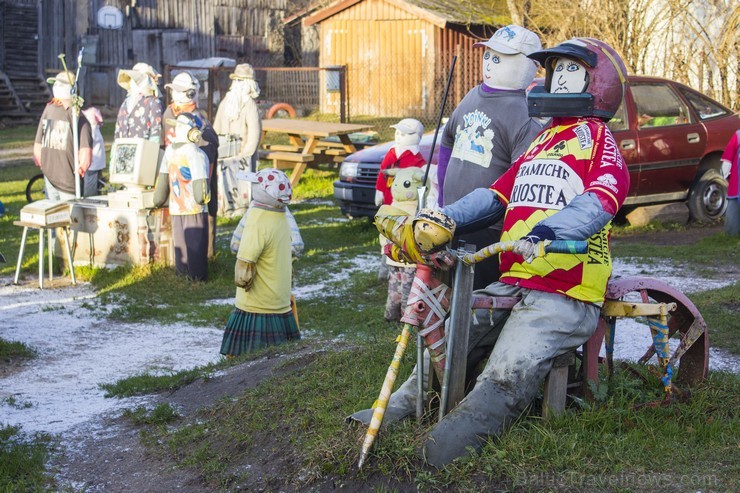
339;161;359;180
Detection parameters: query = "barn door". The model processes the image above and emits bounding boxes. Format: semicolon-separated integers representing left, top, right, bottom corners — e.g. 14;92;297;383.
132;29;164;73
2;1;39;77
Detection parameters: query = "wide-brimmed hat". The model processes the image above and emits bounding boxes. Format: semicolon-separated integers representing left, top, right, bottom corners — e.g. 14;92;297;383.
229;63;255;80
46;71;74;86
117;62;161;90
473;25;542;57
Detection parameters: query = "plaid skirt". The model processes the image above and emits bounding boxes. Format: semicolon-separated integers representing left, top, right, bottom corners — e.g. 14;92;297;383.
220;308;300;357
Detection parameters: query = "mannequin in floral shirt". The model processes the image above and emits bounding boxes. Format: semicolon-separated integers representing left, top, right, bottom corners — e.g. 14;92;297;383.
115;62;163;143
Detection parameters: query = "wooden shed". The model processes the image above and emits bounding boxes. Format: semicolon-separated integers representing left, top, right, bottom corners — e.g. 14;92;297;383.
301;0;509;119
0;0;292;119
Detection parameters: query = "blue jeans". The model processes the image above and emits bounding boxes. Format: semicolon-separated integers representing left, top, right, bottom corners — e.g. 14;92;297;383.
725;197;740;235
44;177;76;202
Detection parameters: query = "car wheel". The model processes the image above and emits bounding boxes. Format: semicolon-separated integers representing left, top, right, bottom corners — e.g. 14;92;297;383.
687;169;727;222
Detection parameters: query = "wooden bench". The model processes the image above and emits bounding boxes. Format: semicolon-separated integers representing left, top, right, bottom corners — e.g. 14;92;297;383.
258;150;315;188
262;144;302;153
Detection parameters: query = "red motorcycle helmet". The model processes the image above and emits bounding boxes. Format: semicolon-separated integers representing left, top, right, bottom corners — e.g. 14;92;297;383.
527;38;628;120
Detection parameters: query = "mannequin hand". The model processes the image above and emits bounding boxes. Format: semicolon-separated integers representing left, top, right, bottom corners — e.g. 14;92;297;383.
512;225;556;263
721;160;731;180
374;190;384;207
235;259;256;290
512;237;545;263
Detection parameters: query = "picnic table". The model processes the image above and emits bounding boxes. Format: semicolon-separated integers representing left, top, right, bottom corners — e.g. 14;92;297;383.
259;119;375;187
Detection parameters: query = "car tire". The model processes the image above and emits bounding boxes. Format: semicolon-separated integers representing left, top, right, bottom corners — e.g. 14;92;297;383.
687;169;727;222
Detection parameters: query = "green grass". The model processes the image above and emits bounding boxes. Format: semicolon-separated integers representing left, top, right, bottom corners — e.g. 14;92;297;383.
122;403;181;426
0;339;36;360
148;346;738;492
611;227;740;270
0;425;54;492
100;366;217;398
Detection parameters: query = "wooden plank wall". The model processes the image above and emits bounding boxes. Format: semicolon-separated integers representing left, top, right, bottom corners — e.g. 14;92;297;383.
320;0;433;118
437;27;483;107
318;0;483;119
27;0;291;108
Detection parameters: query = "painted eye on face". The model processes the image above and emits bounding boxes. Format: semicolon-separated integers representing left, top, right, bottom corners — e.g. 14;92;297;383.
566;61;580;72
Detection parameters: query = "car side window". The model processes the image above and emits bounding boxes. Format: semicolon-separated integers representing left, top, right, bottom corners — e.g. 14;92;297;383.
632;83;690;128
606;99;628;132
679;88;729;120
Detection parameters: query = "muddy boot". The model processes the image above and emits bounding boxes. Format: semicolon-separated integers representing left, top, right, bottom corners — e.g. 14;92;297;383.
346;351;430;427
422;380;518;467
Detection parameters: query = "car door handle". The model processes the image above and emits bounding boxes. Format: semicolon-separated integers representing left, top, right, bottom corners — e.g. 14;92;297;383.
620;139;636;150
687;133;700;144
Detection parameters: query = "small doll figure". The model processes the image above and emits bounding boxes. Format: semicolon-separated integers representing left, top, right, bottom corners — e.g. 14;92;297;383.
153;112;211;281
374;118;426;207
380;166;426;321
220;169;300;357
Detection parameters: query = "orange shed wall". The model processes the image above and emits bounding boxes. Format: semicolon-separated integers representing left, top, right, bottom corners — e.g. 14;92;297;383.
318;0;482;119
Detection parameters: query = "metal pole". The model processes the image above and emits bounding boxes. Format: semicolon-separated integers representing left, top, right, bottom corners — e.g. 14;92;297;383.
416;333;424;420
439;243;475;420
420;55;457;195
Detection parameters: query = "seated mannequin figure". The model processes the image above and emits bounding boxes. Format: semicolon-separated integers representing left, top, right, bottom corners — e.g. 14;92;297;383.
350;37;631;468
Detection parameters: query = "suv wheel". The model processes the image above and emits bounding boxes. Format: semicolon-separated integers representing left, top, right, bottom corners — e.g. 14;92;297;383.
687;169;727;222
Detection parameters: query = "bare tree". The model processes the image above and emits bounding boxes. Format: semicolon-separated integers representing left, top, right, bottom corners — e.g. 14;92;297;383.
510;0;737;108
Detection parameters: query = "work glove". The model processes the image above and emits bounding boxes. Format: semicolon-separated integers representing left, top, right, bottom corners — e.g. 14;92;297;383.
412;208;456;252
235;258;256;290
512;225;556;263
374;207;456;265
374;190;384;207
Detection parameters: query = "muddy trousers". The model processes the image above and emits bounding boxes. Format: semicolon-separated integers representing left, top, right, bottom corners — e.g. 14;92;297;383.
351;283;599;467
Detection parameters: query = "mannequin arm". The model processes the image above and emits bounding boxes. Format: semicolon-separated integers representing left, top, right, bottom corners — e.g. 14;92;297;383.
436;145;452;206
235;258;256;290
193;178;210;205
153;173;170;208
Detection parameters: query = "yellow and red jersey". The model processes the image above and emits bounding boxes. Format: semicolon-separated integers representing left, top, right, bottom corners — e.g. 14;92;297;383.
491;116;629;303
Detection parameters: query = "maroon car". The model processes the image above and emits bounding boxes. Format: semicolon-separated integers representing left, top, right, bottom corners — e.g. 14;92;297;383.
334;76;739;222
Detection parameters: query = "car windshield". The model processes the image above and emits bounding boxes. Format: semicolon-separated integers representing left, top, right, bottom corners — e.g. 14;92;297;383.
679;88;729;120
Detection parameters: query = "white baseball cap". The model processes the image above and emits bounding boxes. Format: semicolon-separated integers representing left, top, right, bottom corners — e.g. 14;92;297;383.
165;71;199;92
390;118;424;137
474;25;542;57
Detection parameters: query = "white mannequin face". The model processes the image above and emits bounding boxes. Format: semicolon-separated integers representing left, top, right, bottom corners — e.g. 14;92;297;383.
481;49;537;90
174;123;191;143
52;82;72;100
551;57;588;93
128;78;143;97
395;129;421;147
172;89;193;105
